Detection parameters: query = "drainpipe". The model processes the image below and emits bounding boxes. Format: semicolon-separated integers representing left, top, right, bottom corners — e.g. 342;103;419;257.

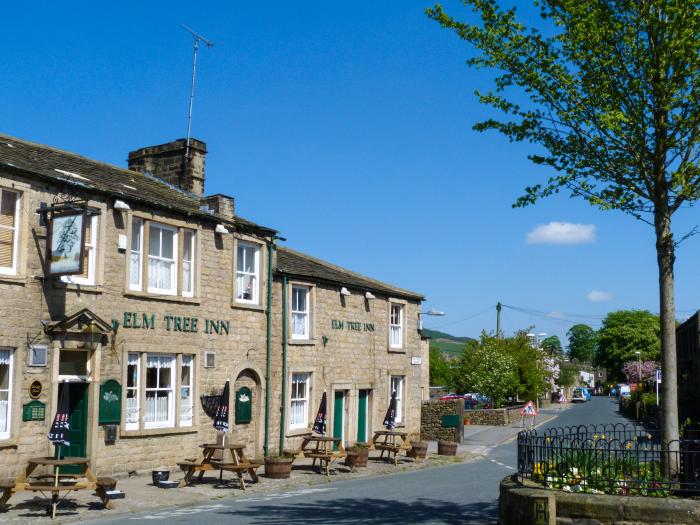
264;240;275;457
279;274;288;455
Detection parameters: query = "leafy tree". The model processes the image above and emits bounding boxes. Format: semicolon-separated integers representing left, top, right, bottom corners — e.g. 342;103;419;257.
557;362;579;389
429;347;453;386
595;310;661;380
453;335;519;407
566;324;597;363
427;0;700;447
622;359;660;384
541;335;563;356
504;331;550;401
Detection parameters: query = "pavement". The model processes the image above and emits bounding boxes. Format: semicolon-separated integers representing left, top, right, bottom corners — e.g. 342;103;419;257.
0;402;575;524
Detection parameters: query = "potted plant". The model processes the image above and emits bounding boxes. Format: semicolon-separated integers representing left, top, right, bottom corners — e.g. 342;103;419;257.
345;443;370;470
437;440;458;456
264;452;295;479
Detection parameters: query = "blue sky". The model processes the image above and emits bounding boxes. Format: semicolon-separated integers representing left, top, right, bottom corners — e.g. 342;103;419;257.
3;1;698;345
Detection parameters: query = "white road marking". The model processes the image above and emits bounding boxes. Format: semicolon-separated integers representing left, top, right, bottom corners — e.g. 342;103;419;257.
489;459;515;471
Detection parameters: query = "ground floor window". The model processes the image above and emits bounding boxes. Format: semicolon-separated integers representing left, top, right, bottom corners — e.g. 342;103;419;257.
0;348;13;439
125;352;195;431
390;375;405;424
290;372;310;430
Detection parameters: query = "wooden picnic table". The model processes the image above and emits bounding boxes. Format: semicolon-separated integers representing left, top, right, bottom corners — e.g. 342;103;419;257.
297;435;346;476
371;430;412;465
177;443;261;489
10;456;113;519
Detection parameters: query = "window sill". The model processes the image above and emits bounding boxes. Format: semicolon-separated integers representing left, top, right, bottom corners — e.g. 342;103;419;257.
120;426;199;438
0;437;18;449
289;338;316;346
231;301;266;312
0;274;26;286
54;281;103;294
388;347;407;353
123;291;200;305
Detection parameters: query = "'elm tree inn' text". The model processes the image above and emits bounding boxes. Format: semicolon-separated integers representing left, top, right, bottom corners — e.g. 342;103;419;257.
120;312;230;335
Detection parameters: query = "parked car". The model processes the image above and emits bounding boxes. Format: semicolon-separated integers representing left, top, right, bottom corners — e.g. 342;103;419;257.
618;384;631;398
571;387;591;402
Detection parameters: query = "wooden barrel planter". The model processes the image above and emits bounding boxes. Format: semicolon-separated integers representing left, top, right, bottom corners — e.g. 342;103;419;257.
264;455;294;479
408;441;429;460
345;448;370;470
437;440;458;456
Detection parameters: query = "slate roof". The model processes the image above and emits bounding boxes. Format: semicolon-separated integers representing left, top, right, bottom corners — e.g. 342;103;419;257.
275;246;424;301
0;133;277;236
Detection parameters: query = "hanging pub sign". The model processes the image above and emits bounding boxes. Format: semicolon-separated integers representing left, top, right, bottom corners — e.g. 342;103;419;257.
47;210;87;276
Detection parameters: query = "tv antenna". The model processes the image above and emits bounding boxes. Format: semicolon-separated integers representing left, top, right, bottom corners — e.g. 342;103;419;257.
181;24;215;160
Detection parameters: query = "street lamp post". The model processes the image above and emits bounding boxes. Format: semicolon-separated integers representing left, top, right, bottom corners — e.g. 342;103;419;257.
419;309;446;330
635;351;642;386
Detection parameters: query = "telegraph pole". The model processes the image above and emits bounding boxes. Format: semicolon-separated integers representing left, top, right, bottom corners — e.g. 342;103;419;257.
496;302;502;338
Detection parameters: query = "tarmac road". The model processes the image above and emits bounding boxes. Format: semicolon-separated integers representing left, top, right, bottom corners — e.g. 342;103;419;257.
85;397;627;525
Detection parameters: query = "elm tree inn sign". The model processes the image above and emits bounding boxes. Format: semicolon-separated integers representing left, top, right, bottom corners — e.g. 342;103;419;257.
331;319;375;332
117;312;231;335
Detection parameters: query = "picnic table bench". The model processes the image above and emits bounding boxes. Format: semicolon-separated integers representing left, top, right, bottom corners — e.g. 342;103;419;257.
298;436;346;477
178;443;259;489
371;431;412;465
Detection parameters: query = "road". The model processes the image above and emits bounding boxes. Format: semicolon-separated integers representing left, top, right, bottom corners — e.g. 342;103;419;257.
86;397;626;525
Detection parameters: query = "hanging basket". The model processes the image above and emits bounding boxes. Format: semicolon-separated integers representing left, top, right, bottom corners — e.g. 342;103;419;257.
200;395;221;419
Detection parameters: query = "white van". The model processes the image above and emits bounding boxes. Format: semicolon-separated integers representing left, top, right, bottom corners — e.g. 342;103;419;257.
618;384;631;398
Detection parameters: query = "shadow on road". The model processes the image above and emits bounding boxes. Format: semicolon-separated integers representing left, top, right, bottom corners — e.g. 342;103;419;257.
216;497;497;524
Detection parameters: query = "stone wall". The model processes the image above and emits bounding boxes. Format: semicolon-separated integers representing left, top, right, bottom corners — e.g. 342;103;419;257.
420;399;463;442
499;474;700;525
464;405;525;426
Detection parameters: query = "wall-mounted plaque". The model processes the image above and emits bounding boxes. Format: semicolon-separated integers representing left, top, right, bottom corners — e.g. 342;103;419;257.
23;400;46;421
29;380;43;399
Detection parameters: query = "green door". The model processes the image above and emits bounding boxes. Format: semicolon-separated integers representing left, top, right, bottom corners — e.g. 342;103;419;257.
357;390;369;443
57;382;89;474
333;391;345;449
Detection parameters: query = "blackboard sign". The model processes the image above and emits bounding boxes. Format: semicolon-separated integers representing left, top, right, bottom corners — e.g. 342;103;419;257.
99;379;121;425
235;387;252;424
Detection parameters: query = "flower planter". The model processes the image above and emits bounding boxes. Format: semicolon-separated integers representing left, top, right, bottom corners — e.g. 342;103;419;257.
408;441;429;460
345;448;369;470
265;455;294;479
437;440;458;456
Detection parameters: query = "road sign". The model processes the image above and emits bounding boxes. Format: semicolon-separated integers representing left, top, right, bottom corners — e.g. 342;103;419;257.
520;400;538;416
656;369;662;384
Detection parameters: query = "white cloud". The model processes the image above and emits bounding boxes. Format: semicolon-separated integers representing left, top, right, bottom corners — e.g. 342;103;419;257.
526;222;597;245
547;311;564;319
587;290;613;302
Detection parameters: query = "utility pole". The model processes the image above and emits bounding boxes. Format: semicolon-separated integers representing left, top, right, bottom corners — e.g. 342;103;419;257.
496;302;502;338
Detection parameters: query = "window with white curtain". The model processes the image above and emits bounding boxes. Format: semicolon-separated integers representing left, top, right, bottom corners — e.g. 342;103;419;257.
236;242;260;303
144;354;175;429
130;218;143;291
290;373;310;429
0;189;20;276
390;375;405;424
182;230;195;297
0;348;13;439
291;286;310;340
180;355;193;426
61;214;98;286
126;353;140;430
148;223;177;295
390;303;404;348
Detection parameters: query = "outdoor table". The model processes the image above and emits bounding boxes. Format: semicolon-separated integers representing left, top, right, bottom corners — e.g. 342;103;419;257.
12;456;112;519
298;435;346;476
371;430;411;465
178;443;260;489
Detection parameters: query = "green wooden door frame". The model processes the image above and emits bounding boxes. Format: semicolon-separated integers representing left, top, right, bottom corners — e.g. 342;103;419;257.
357;390;369;443
333;391;345;450
57;382;89;474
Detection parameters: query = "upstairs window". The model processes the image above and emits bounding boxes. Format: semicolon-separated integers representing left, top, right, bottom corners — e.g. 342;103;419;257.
0;189;19;276
390;304;404;348
148;223;177;295
291;286;310;340
236;242;260;304
61;214;98;286
129;218;143;291
182;231;195;297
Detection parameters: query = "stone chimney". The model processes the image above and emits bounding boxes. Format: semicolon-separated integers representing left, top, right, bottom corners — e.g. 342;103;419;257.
128;138;207;196
201;194;235;219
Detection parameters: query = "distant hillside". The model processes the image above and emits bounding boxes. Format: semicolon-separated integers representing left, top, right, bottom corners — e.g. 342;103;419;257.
423;328;474;357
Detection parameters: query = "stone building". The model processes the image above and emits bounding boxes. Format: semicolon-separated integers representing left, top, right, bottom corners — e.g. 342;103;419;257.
0;132;425;478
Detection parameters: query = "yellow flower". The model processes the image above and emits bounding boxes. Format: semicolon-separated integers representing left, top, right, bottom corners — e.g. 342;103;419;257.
626;442;633;449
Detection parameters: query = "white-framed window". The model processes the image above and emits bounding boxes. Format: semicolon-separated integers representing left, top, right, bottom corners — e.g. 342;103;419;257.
144;354;175;429
182;230;195;297
290;372;310;430
390;304;404;348
291;286;310;340
126;353;140;431
29;345;48;367
61;214;97;286
0;189;20;276
180;355;193;426
236;242;260;304
129;218;143;291
0;348;13;440
148;223;177;295
390;375;405;424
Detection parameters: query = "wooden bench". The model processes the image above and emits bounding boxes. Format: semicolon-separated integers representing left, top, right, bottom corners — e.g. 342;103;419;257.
374;443;408;465
0;480;13;512
210;462;262;489
177;461;216;487
304;452;344;476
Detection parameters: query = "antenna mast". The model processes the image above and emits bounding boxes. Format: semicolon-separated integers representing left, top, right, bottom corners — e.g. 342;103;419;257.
181;24;214;160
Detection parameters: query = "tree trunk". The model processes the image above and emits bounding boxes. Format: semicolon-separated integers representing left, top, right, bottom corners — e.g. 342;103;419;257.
654;205;679;475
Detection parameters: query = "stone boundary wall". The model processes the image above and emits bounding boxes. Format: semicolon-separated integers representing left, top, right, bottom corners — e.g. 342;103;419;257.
464;405;525;426
420;399;464;443
499;474;700;525
620;398;662;428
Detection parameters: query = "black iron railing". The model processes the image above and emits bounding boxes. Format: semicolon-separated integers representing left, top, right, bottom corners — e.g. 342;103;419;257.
517;423;700;496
